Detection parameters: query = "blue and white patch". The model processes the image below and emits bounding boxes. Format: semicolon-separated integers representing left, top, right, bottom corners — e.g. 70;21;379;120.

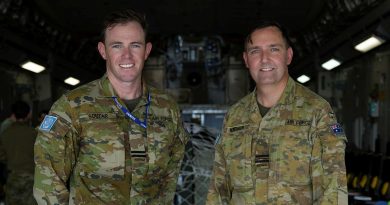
330;123;344;135
39;115;57;132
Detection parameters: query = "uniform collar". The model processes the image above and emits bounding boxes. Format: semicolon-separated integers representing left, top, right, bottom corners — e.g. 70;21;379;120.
99;73;150;107
250;76;296;108
276;76;296;105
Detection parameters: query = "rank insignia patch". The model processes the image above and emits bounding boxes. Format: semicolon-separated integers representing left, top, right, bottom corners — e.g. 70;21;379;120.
229;125;247;132
330;123;344;135
39;115;57;132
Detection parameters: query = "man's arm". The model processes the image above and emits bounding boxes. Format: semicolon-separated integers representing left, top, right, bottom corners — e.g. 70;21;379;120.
206;142;231;205
163;107;191;198
311;105;348;205
34;96;78;205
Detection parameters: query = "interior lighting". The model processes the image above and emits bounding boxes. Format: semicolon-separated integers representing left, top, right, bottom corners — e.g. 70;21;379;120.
354;35;385;53
20;61;45;73
64;77;80;86
297;75;310;83
321;58;341;70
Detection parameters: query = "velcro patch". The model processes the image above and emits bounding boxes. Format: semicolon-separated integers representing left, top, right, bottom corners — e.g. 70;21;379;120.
88;113;109;120
330;123;344;135
39;115;58;132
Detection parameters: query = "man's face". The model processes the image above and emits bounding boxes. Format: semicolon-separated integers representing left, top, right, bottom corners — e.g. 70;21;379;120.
243;26;293;87
98;21;152;85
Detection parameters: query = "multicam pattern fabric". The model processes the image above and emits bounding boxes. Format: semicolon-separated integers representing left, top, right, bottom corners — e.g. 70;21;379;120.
206;77;348;205
34;74;189;205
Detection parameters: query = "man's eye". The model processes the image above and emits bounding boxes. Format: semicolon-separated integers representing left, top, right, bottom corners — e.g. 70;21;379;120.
112;44;122;48
270;47;280;52
131;44;141;48
249;49;260;55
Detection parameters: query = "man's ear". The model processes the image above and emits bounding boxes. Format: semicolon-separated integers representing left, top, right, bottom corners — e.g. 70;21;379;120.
97;42;107;60
144;42;152;60
243;51;249;68
287;47;293;65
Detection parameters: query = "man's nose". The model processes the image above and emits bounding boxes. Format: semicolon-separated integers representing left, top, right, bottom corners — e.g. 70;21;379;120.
122;47;133;58
260;51;269;62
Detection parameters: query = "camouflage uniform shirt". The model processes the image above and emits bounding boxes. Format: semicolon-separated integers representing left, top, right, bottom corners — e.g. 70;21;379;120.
34;74;189;205
206;77;348;205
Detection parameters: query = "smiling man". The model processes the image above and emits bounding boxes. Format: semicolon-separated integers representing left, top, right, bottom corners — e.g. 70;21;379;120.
33;9;189;205
206;21;348;205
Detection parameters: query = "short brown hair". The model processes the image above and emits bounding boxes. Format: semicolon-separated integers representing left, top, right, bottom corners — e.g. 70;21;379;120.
100;9;148;42
244;21;291;51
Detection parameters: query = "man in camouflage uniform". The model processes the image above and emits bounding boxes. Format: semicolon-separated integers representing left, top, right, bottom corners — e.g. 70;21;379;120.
34;9;189;205
0;101;37;205
206;21;348;204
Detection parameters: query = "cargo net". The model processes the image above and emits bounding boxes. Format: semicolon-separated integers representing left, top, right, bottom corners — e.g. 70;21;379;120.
174;123;217;205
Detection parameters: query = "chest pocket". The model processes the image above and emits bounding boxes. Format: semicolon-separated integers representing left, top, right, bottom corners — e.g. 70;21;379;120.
224;125;253;190
77;112;125;180
273;124;312;185
146;115;177;171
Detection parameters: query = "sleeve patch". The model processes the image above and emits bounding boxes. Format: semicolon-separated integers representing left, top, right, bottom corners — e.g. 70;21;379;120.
39;115;58;132
330;123;344;135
